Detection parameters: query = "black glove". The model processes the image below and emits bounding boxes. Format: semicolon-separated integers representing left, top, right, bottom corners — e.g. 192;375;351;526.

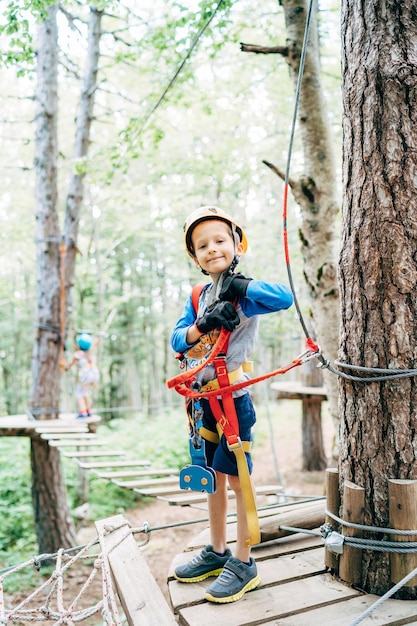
196;301;240;333
219;273;252;302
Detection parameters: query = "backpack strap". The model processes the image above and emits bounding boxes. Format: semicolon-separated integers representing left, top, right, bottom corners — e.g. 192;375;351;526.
191;283;206;313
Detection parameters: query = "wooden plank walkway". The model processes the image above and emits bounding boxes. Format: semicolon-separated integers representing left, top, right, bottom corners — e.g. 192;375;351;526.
0;413;281;506
167;504;417;626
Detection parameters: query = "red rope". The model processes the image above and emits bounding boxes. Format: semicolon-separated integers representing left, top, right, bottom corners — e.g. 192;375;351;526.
167;335;319;401
171;357;304;400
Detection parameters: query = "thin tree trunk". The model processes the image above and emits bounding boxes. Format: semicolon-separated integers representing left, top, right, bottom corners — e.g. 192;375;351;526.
64;7;103;313
243;0;340;462
280;0;340;462
340;0;417;597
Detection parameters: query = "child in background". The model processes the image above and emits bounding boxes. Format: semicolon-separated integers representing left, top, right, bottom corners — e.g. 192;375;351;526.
66;333;99;418
170;206;293;603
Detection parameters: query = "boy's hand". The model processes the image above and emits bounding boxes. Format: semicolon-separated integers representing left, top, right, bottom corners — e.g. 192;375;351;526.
196;302;240;333
219;273;252;302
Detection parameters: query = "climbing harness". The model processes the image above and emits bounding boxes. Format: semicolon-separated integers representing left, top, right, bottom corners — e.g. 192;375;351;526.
167;280;320;547
172;327;261;546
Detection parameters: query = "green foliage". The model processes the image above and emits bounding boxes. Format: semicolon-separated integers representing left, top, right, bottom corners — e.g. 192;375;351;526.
0;407;190;578
0;0;54;69
0;438;34;552
0;438;36;588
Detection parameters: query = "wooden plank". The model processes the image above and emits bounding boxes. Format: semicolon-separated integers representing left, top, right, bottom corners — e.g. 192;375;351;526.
76;460;151;469
175;573;360;626
160;484;282;506
265;594;417;625
36;426;89;434
271;380;327;400
113;476;179;489
95;514;177;626
48;440;106;447
41;432;97;440
259;499;325;542
134;485;183;496
95;469;177;479
61;450;126;458
0;414;99;436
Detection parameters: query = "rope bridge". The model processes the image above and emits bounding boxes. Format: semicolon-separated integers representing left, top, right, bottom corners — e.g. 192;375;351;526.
1;515;176;626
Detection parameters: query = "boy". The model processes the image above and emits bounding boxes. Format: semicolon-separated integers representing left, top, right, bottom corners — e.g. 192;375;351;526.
170;205;293;603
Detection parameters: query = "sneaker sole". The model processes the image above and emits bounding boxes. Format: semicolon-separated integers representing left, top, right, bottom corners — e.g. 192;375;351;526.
174;567;224;583
205;574;261;603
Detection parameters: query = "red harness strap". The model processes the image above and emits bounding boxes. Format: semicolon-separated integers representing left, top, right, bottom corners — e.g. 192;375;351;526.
208;353;240;448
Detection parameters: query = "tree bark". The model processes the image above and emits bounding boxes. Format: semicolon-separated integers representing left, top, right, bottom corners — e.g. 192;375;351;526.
31;438;76;554
32;3;61;419
301;359;327;470
32;3;76;551
31;5;103;554
340;0;417;597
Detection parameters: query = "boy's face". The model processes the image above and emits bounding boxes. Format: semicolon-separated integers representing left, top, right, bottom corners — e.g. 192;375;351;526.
191;219;243;278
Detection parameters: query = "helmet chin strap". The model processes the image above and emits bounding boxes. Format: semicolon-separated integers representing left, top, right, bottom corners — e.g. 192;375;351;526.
228;254;239;274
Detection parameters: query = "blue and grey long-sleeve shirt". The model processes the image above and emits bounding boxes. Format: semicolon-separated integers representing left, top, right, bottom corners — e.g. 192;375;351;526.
171;278;293;395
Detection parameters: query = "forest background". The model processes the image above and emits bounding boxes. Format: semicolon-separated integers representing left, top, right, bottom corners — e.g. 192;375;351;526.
0;0;341;420
0;0;341;581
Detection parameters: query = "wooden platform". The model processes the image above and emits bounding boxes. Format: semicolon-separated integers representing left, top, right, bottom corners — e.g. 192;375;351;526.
271;380;327;400
167;503;417;626
0;412;101;436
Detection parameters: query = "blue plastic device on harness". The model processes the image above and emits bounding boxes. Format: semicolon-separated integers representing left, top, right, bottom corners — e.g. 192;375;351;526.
179;398;216;493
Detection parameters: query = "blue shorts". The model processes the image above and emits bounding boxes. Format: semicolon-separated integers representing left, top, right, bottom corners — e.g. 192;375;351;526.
201;393;256;476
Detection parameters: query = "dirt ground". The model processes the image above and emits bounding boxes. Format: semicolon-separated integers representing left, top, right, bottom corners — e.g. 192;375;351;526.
7;401;334;614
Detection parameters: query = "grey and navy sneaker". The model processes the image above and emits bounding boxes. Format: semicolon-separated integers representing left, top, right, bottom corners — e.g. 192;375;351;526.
174;545;232;583
205;556;260;603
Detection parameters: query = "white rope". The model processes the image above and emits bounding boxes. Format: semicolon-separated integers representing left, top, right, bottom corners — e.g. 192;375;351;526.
0;522;139;625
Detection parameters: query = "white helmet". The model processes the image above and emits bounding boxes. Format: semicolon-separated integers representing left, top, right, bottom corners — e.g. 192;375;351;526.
183;206;248;258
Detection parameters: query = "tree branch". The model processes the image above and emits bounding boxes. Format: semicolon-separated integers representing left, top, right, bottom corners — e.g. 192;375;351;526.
262;159;296;189
240;43;288;57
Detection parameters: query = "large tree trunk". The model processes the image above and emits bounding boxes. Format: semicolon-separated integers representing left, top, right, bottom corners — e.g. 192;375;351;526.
339;0;417;597
32;3;76;551
31;5;103;554
31;438;76;552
